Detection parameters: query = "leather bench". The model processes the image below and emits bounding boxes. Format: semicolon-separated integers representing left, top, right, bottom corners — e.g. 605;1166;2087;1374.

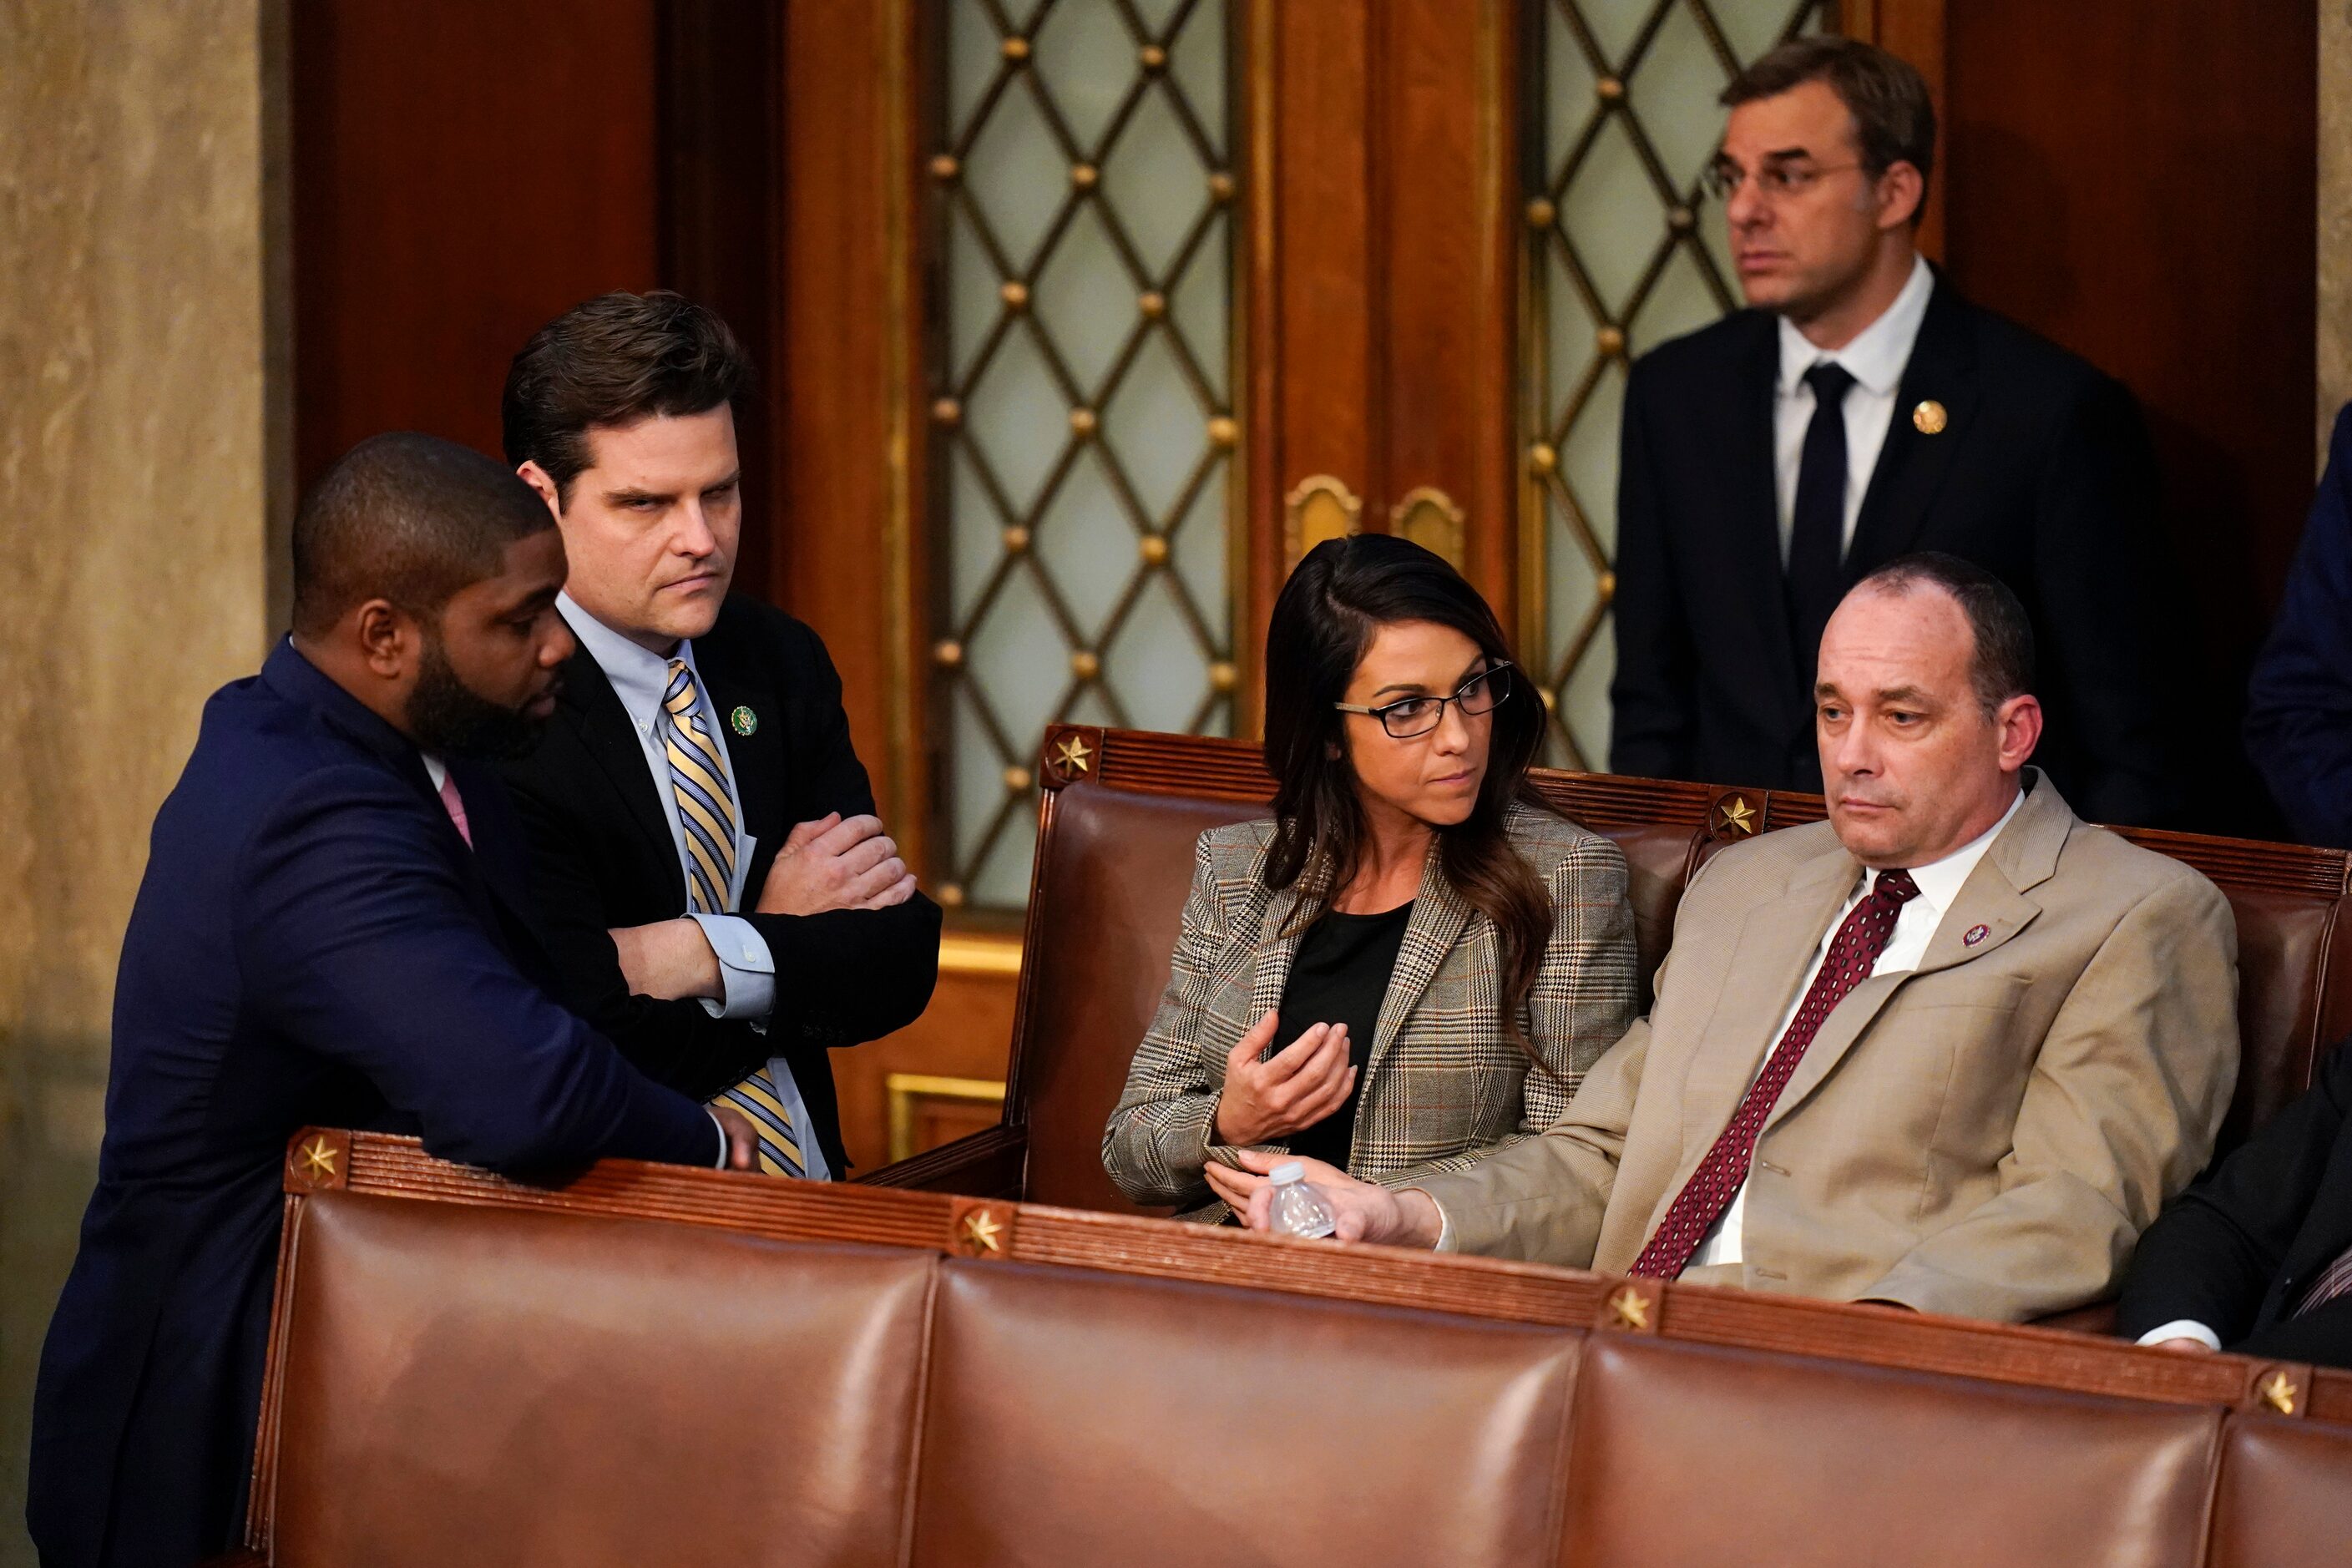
866;726;2352;1221
216;1128;2352;1566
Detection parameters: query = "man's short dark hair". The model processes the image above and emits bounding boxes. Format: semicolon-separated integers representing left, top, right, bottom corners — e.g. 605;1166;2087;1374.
1722;37;1937;199
1852;552;2036;717
502;290;752;505
291;432;554;636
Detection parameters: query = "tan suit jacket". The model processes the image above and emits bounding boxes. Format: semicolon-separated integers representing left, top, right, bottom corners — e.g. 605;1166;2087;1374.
1414;776;2241;1322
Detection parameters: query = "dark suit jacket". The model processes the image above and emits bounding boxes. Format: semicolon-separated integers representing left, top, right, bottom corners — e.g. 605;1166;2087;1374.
27;640;717;1568
498;594;941;1176
2245;403;2352;848
1609;269;2183;826
2119;1036;2352;1369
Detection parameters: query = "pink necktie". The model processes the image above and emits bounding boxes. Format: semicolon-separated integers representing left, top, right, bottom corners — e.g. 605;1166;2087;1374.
1631;867;1920;1279
437;771;473;848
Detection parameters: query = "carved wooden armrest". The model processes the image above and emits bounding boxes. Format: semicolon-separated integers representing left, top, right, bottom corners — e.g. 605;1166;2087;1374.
856;1124;1027;1198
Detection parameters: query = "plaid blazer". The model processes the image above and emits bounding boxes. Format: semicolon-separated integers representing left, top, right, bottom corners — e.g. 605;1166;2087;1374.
1101;803;1640;1219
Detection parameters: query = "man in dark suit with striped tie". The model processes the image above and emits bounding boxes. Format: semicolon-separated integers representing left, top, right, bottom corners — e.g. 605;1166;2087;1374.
28;434;759;1567
498;291;942;1179
2122;1037;2352;1369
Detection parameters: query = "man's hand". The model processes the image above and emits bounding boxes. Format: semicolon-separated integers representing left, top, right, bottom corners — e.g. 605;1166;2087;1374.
711;1105;761;1171
608;918;723;1001
1209;1009;1357;1146
1207;1150;1444;1248
756;812;917;915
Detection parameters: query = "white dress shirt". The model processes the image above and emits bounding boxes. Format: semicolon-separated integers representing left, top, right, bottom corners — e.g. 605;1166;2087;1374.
1773;252;1936;564
421;748;730;1171
1687;785;2025;1267
557;593;829;1179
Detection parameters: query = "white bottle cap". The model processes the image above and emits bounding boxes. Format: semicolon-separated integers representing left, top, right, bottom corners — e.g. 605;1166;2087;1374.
1269;1161;1305;1184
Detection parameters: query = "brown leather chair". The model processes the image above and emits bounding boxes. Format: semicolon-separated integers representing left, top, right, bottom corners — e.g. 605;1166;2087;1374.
217;1130;2352;1567
867;726;2352;1221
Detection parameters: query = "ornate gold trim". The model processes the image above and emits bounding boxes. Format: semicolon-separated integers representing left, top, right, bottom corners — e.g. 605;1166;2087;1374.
1283;473;1363;568
888;1072;1009;1163
939;933;1022;977
1391;485;1467;570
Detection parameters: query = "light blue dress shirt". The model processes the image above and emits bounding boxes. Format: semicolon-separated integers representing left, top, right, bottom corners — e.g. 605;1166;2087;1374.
557;593;830;1179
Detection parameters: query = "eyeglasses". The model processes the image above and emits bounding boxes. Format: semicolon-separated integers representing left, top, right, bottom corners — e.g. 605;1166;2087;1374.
1334;663;1513;739
1702;159;1867;202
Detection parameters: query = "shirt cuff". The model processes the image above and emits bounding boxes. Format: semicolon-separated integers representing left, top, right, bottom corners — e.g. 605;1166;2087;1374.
1407;1190;1454;1252
687;913;775;1022
2135;1319;2223;1352
706;1109;731;1170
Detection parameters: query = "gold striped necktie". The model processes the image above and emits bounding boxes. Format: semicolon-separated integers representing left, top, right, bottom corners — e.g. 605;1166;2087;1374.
664;659;805;1178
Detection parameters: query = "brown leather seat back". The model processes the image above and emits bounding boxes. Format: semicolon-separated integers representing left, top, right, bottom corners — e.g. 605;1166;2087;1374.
1560;1335;2219;1568
262;1193;933;1567
907;1257;1579;1568
2215;886;2344;1154
2211;1414;2352;1567
1017;780;1268;1212
1591;822;1702;1009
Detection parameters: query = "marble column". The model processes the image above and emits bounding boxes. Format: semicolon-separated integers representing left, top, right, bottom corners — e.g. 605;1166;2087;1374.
0;3;283;1560
2324;1;2352;453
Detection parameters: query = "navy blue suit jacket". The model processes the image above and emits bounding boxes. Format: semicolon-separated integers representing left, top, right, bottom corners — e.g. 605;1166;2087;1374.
27;640;718;1567
2247;403;2352;847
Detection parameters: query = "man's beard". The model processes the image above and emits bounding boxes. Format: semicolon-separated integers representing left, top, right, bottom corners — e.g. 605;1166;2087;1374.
405;634;551;761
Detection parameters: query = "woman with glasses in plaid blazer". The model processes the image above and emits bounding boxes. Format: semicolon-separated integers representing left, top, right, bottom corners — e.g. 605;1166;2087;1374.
1102;534;1641;1220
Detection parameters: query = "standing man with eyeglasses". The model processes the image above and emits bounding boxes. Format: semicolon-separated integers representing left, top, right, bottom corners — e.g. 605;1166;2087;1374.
1609;37;2183;827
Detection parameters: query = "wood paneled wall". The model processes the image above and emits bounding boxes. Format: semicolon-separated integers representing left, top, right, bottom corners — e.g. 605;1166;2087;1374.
291;2;664;494
1940;0;2317;832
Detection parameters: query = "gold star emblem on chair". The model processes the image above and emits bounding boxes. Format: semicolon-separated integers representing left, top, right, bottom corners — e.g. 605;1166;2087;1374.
293;1135;341;1186
1712;793;1758;837
1050;734;1094;778
1607;1285;1651;1331
959;1209;1004;1254
2258;1369;2299;1415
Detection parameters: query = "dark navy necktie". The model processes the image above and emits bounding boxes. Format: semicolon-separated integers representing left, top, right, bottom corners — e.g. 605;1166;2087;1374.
1786;360;1859;675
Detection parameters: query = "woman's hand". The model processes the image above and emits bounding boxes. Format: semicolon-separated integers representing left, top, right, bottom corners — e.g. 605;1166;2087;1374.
1210;1009;1358;1146
1210;1150;1444;1247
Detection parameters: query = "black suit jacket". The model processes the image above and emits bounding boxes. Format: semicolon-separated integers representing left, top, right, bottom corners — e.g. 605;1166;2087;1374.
498;594;942;1175
1609;269;2184;826
2119;1038;2352;1369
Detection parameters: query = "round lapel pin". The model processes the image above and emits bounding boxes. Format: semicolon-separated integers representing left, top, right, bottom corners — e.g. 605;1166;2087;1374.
1913;399;1949;435
729;706;758;737
1963;923;1990;947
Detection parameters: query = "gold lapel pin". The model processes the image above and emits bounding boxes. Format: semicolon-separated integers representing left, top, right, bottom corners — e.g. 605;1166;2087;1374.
1912;399;1949;435
729;706;757;737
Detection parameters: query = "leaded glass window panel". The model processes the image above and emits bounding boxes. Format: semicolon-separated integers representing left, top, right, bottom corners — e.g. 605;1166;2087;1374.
928;0;1237;913
1526;0;1832;768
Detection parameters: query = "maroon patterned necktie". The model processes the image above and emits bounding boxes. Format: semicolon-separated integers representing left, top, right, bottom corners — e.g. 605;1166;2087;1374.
1631;867;1921;1280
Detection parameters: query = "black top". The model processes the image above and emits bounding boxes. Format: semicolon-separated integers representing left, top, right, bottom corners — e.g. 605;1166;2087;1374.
1277;901;1414;1171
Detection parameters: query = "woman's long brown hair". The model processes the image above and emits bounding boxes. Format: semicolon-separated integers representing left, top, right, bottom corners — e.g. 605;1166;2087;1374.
1259;534;1555;1060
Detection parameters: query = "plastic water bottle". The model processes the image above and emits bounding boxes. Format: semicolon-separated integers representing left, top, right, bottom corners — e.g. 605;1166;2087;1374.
1265;1161;1337;1239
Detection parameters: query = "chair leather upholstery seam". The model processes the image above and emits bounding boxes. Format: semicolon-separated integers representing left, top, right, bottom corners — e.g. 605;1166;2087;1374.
893;1252;943;1568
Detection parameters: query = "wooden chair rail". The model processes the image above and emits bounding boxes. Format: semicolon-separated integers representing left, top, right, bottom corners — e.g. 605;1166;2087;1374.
285;1129;2350;1429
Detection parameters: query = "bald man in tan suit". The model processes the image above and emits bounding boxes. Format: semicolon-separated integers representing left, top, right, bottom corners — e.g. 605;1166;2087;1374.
1227;553;2239;1323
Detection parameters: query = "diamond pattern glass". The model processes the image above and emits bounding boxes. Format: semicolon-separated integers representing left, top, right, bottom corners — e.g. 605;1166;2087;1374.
931;0;1236;911
1526;0;1831;768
